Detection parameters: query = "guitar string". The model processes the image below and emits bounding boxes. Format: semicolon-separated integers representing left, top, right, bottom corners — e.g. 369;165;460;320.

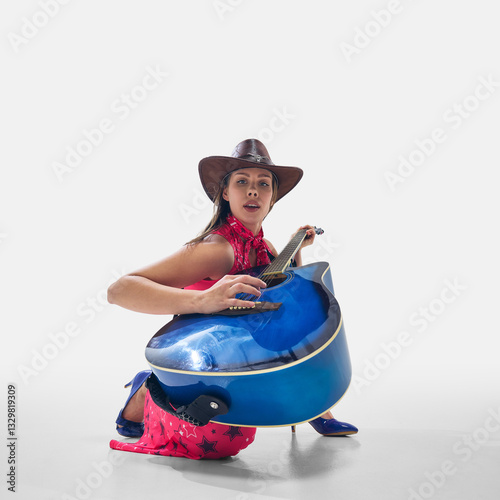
235;227;323;303
238;232;305;302
238;227;323;304
236;229;309;304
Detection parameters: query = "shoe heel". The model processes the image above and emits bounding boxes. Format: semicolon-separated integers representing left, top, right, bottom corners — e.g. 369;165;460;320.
291;425;296;433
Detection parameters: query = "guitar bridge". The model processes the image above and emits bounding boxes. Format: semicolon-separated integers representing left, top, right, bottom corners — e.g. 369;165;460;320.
217;301;282;316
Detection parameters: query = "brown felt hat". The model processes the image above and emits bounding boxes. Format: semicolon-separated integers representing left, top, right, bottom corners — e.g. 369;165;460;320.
198;138;303;202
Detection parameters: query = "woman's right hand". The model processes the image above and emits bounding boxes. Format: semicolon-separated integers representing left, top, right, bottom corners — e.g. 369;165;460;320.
199;274;267;314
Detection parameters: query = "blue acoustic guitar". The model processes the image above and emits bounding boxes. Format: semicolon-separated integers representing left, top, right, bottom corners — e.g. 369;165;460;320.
145;228;352;428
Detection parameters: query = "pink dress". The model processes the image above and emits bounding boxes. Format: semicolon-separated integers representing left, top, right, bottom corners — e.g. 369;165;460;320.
109;218;272;459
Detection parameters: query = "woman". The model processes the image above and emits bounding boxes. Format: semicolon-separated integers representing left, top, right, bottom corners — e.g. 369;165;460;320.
107;139;357;459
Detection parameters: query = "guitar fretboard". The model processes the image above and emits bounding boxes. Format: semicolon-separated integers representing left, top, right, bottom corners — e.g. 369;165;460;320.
261;229;308;277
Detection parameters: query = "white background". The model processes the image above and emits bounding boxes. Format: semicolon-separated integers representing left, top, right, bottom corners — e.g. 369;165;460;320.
1;1;499;497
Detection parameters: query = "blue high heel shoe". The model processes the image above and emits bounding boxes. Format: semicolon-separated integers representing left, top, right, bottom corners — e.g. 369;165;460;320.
115;370;152;438
307;416;358;436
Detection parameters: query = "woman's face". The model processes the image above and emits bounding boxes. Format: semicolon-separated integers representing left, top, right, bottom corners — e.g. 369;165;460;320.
222;167;275;229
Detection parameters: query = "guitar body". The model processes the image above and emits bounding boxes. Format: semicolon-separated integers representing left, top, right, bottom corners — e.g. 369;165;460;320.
145;261;352;427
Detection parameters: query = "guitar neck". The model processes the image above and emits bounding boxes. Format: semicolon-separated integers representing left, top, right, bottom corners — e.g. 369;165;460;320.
261;229;311;277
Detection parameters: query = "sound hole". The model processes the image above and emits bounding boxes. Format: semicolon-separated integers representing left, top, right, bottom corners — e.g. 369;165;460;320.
264;273;288;289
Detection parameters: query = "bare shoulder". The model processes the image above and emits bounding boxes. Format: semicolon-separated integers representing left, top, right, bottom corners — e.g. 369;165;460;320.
187;234;233;262
203;233;230;246
264;238;278;258
126;235;234;288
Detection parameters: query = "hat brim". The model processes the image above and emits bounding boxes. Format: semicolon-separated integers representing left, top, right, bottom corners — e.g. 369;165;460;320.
198;156;303;202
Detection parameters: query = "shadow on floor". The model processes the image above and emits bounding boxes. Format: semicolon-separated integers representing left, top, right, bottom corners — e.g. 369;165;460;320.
145;430;361;496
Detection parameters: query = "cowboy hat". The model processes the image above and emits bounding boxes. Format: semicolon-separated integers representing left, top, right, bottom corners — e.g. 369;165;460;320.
198;138;303;202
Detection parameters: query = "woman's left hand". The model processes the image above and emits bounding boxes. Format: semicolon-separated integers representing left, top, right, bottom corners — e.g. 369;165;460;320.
291;225;317;251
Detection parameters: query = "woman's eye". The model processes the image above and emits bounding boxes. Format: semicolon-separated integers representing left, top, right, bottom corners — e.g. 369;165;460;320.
236;179;246;184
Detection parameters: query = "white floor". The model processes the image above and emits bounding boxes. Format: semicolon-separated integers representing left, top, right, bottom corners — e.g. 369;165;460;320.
6;318;500;500
15;401;499;500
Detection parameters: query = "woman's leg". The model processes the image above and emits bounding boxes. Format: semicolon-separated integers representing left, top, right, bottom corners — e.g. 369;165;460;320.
120;383;148;423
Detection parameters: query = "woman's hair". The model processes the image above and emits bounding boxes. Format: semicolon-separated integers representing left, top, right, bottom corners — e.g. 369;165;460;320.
186;171;279;246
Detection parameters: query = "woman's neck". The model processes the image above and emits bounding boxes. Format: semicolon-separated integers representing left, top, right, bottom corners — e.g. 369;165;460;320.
228;214;262;236
243;222;262;236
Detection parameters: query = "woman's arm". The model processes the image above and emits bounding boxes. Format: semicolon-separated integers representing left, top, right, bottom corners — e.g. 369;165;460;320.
107;236;267;315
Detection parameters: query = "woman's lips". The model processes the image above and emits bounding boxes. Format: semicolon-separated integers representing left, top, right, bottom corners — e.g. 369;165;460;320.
243;203;260;212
